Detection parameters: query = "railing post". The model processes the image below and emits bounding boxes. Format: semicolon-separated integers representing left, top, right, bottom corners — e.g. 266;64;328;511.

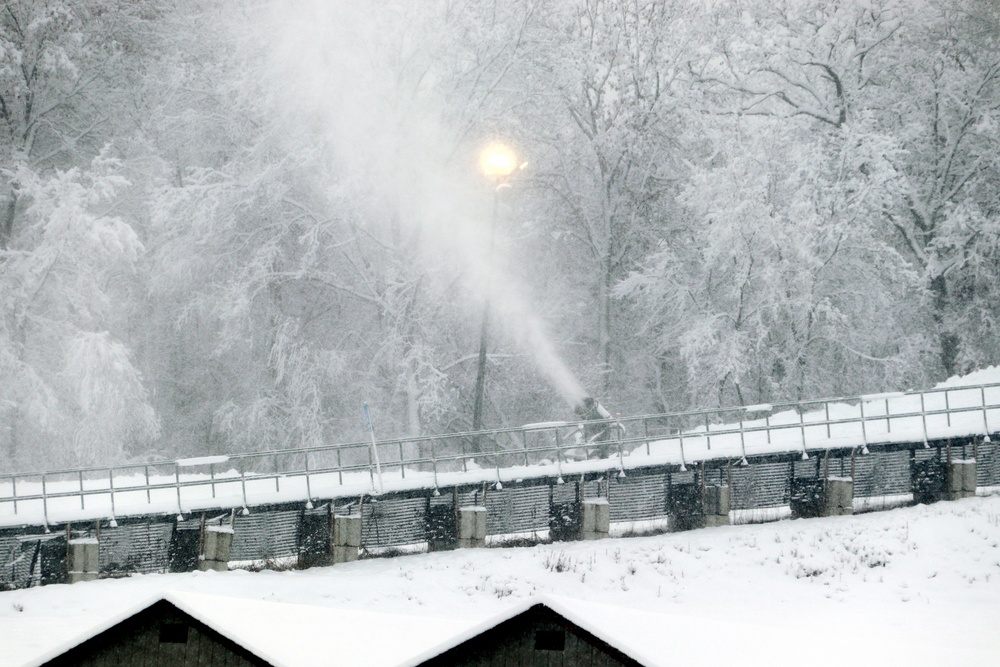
274;453;280;492
678;419;687;470
678;422;688;472
304;451;313;503
643;417;650;456
240;466;249;510
616;415;626;476
367;445;375;489
521;430;530;467
920;392;930;445
825;402;831;439
554;428;565;481
981;386;991;438
738;417;748;465
41;474;49;527
398;441;406;479
798;409;809;459
945;389;952;428
210;463;216;499
109;468;116;519
79;470;85;510
11;475;17;513
144;465;151;504
336;447;343;485
493;434;503;488
430;439;440;489
175;462;183;515
885;397;891;433
859;400;869;450
705;412;712;450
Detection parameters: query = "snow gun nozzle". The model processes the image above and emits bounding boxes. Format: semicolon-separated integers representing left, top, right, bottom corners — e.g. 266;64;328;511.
574;396;613;422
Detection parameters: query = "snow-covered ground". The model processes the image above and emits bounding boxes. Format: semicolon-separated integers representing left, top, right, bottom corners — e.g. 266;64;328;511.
2;496;998;666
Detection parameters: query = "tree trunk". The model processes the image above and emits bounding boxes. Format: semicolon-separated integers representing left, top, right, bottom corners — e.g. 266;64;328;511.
0;191;16;251
930;273;959;377
600;253;613;396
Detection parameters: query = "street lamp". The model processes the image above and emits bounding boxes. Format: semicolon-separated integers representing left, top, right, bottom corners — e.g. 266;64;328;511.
478;141;518;179
471;141;519;438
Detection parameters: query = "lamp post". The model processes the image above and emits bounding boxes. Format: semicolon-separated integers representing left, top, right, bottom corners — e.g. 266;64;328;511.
471;141;519;438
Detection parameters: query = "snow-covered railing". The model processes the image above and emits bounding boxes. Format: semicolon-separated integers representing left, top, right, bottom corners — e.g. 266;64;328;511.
1;381;998;528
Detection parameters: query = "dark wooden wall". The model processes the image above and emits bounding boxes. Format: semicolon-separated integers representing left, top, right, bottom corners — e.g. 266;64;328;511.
418;605;644;667
43;601;272;667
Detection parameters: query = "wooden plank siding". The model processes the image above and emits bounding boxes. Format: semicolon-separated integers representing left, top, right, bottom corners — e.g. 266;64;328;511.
42;600;274;667
416;604;645;667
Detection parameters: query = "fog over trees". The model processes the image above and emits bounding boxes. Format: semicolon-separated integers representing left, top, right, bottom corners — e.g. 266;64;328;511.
1;0;997;470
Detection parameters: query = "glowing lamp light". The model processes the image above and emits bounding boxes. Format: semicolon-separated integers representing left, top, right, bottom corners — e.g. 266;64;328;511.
478;141;518;179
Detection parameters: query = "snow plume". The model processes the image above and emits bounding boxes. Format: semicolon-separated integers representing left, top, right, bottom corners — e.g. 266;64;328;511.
519;314;588;409
250;1;589;413
487;279;589;410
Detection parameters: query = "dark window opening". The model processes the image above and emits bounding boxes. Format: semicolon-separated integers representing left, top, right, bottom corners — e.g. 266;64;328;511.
159;623;189;644
534;630;565;651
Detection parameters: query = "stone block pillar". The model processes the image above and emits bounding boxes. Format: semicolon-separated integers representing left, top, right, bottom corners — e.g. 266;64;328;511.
671;485;731;531
68;538;100;583
947;460;977;500
332;515;362;563
199;526;233;572
822;478;854;516
702;485;731;528
580;498;610;540
297;508;332;569
792;478;854;519
457;506;487;549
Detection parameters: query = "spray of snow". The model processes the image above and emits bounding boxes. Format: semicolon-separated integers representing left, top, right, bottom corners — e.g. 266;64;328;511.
253;2;590;409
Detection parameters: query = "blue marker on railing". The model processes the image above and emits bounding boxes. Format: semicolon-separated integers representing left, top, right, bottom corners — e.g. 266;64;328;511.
364;402;384;494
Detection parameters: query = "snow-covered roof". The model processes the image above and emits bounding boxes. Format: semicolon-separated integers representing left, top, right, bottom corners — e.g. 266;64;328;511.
403;593;979;667
28;591;484;667
396;594;647;666
406;590;1000;667
168;591;487;667
27;594;165;666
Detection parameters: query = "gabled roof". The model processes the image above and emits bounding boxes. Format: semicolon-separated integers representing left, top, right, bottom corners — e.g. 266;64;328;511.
26;590;947;667
38;596;275;667
406;596;647;667
32;591;482;667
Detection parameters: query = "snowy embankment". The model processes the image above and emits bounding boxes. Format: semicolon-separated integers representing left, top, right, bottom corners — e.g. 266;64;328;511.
3;369;999;530
2;497;999;666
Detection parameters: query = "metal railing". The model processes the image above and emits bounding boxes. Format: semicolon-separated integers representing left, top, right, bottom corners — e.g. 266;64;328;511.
1;381;998;527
